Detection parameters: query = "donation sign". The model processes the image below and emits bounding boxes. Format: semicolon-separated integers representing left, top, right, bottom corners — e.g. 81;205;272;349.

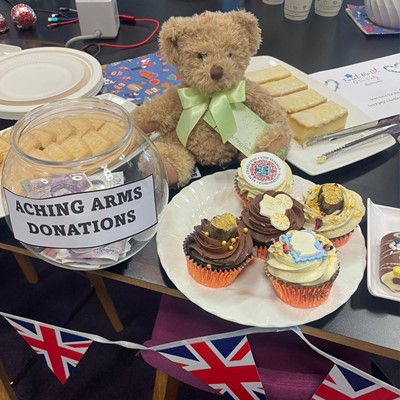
5;175;157;249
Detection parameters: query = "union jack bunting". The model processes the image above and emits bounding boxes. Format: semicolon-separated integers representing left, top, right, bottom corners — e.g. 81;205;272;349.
312;364;400;400
158;335;267;400
4;315;93;384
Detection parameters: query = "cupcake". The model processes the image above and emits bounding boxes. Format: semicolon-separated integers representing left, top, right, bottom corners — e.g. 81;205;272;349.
234;152;294;206
265;230;340;308
302;183;365;247
241;191;305;259
183;213;254;288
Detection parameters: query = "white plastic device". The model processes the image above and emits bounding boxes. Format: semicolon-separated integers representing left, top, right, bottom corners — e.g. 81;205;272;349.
75;0;120;38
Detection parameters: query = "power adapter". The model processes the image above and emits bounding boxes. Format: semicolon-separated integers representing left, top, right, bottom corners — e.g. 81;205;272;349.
75;0;120;38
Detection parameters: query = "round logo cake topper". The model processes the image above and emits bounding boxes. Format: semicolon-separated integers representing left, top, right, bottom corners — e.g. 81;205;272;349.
242;152;286;190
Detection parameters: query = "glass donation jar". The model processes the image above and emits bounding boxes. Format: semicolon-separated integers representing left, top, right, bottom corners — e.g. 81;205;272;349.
1;98;168;270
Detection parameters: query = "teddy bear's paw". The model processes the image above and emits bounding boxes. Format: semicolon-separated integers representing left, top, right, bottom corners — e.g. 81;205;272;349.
268;140;290;160
254;121;292;160
255;133;291;160
154;141;196;187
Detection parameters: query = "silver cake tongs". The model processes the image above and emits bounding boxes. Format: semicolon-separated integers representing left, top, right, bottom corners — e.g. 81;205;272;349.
304;114;400;147
316;124;400;164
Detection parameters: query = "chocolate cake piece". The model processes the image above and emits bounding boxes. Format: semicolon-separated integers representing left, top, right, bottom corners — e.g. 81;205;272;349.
379;232;400;292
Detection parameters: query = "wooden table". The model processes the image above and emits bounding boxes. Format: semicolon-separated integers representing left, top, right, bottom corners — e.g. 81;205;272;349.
0;0;399;366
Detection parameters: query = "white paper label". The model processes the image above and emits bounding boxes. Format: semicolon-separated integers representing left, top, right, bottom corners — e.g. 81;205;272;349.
5;175;157;249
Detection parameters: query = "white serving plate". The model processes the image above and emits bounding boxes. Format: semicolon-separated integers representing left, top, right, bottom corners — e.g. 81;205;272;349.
367;199;400;302
0;44;21;58
0;53;85;102
157;170;367;328
247;56;396;176
0;47;104;120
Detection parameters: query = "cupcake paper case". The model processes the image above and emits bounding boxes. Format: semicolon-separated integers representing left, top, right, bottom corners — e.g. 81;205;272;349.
241;191;305;259
302;183;365;247
265;230;340;308
235;152;294;206
183;213;254;288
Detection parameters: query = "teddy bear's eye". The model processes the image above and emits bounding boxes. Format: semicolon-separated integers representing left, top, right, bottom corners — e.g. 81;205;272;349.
197;53;207;60
227;53;233;58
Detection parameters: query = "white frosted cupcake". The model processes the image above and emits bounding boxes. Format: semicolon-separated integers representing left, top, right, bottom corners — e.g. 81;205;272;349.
265;230;339;308
302;183;365;247
234;152;294;207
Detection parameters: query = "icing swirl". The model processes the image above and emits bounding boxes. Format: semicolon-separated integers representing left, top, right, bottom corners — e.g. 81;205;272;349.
266;230;339;286
302;183;365;239
185;218;253;270
241;191;305;245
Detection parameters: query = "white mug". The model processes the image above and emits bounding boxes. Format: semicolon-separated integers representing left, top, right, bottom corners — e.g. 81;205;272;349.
263;0;284;5
364;0;400;29
314;0;343;17
284;0;313;20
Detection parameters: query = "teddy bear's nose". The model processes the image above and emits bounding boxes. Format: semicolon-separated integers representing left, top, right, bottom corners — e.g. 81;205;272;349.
210;65;224;81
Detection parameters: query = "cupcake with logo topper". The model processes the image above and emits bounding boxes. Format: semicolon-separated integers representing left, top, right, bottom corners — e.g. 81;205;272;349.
265;230;339;308
234;152;294;207
241;191;305;259
183;213;254;288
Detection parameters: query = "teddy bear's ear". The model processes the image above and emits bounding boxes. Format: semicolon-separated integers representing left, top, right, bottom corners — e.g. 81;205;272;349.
229;10;262;55
158;16;187;66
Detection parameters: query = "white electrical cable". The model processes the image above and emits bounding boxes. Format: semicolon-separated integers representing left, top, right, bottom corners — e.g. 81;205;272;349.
65;29;102;48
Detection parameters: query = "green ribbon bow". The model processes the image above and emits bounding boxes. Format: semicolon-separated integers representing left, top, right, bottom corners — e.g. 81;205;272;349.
176;80;246;146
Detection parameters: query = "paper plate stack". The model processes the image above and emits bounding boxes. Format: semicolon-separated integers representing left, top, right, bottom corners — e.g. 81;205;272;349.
0;47;104;120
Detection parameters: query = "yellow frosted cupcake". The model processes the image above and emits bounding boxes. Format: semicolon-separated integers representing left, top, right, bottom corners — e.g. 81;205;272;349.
265;230;339;308
183;213;254;288
234;152;294;207
302;183;365;247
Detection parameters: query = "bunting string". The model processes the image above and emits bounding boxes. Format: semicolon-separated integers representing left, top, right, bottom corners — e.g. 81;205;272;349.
292;326;400;394
0;311;147;351
1;310;399;398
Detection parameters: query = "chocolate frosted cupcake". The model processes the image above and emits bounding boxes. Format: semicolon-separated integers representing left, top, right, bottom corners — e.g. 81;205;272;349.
241;191;305;259
302;183;365;247
265;230;340;308
183;213;254;288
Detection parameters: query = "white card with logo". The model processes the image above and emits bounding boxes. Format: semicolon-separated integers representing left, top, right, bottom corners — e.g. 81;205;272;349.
310;54;400;120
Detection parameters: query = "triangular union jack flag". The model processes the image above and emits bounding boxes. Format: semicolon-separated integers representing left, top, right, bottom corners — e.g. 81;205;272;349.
158;335;267;400
4;315;93;384
312;364;400;400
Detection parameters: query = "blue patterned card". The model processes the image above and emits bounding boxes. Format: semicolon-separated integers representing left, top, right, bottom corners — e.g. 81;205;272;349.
346;4;400;35
100;51;182;104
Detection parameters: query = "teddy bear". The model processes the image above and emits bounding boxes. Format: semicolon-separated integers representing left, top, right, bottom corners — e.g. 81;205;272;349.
132;10;292;187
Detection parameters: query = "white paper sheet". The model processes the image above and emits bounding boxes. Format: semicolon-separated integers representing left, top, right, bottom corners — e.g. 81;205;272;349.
310;54;400;120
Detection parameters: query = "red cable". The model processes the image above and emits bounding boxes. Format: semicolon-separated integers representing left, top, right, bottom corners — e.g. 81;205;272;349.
86;18;160;50
48;18;79;28
47;14;160;50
